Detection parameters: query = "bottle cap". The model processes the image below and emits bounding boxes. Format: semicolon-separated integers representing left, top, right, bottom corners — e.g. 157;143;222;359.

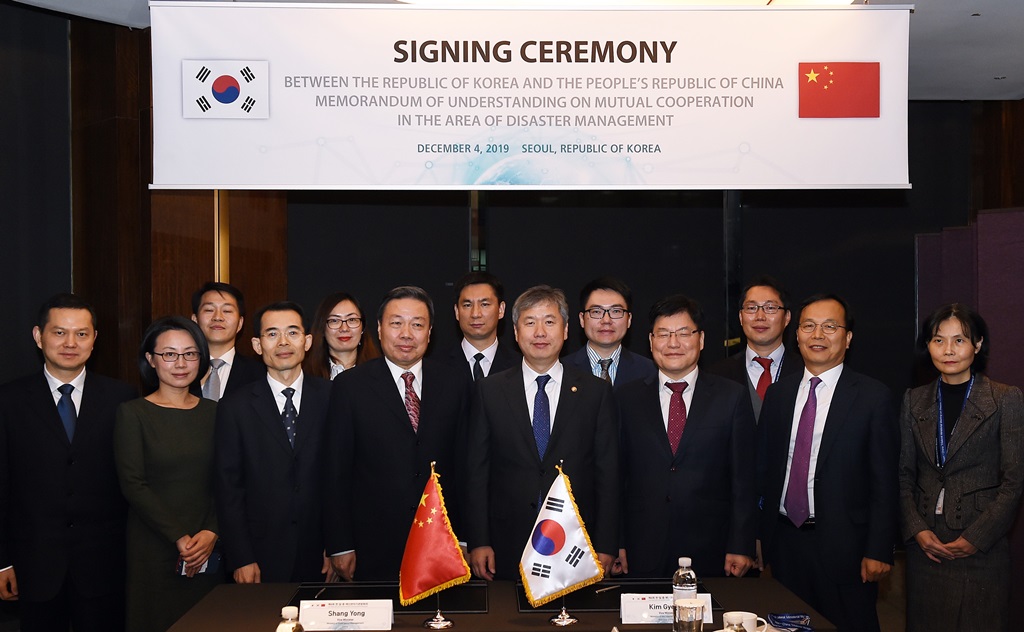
281;606;299;619
678;556;691;567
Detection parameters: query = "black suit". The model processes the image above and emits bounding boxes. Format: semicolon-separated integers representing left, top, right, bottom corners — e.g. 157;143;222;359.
705;346;804;419
617;371;756;579
757;366;898;632
215;373;332;582
222;353;265;397
0;371;135;631
563;345;656;390
323;358;470;581
465;362;620;579
442;340;519;382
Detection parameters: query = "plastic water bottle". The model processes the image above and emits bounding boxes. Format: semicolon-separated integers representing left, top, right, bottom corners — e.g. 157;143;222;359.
275;606;303;632
672;556;698;602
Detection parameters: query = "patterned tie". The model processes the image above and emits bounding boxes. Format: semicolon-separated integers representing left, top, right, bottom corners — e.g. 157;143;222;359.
402;371;420;432
666;381;688;454
785;376;822;527
203;358;226;401
598;358;613;383
533;375;551;460
57;383;77;442
754;357;773;400
281;387;298;447
472;352;485;381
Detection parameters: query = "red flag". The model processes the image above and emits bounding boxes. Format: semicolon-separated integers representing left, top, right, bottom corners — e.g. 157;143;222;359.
798;62;880;118
398;467;471;606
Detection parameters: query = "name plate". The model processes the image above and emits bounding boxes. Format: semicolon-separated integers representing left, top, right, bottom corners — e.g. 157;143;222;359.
299;599;392;630
620;593;714;625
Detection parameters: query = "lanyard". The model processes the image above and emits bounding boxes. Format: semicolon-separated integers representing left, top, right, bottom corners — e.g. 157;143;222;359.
936;374;974;467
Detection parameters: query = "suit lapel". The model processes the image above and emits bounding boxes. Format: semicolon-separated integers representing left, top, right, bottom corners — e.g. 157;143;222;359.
546;369;582;459
909;381;940;468
292;378;326;453
772;377;801;477
29;372;71;446
253;380;293;454
368;360;417;436
945;376;997;463
636;376;675;461
499;367;539;462
678;376;713;461
816;371;854;468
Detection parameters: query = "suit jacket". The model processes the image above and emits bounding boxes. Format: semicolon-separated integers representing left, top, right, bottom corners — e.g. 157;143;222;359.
464;362;620;579
0;371;136;601
323;358;471;581
223;353;266;397
757;366;899;583
898;375;1024;551
215;373;332;582
442;339;520;382
705;346;804;419
564;345;657;390
617;371;757;578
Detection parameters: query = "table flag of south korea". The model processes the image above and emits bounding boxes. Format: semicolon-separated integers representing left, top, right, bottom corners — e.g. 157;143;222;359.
520;465;604;607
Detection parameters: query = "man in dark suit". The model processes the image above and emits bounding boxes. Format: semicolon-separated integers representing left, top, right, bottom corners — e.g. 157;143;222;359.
564;277;656;389
325;286;471;581
466;285;620;581
0;293;135;632
757;294;898;632
706;276;803;419
617;294;756;579
215;301;333;583
191;282;264;400
443;271;519;381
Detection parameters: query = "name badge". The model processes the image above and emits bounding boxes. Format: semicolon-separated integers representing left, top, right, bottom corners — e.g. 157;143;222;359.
299;599;392;630
620;593;714;625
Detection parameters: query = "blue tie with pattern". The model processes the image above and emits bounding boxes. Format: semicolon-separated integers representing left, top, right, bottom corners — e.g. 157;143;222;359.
533;375;551;460
281;387;298;447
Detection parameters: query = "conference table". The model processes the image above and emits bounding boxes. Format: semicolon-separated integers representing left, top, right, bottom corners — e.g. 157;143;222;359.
170;577;836;631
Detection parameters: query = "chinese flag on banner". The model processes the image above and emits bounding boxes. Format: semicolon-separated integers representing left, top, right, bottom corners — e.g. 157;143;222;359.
398;465;471;606
798;62;880;118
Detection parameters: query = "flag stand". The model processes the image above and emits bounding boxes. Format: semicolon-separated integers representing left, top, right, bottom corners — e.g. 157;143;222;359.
548;598;578;627
422;594;454;629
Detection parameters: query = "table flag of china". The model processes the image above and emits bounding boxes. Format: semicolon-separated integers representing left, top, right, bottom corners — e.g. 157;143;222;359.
798;62;880;118
398;464;471;605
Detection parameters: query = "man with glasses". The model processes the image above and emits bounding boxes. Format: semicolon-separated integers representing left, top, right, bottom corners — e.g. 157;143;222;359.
708;276;804;419
565;277;655;389
214;301;334;583
191;282;264;401
445;272;519;382
757;294;898;632
615;294;757;579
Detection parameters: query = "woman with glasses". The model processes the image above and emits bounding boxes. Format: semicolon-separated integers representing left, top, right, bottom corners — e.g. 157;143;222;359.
898;303;1024;631
306;292;380;379
114;316;221;631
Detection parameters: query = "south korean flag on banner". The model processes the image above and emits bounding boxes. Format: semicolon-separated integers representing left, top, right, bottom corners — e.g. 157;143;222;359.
520;465;604;607
182;60;269;119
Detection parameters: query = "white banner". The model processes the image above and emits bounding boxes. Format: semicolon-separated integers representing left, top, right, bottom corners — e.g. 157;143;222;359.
151;2;911;190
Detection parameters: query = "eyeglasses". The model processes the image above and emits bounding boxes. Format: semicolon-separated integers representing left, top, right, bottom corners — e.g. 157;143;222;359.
261;329;305;341
798;321;847;335
741;303;786;315
652;329;701;341
584;307;629;320
326;317;363;330
152;351;201;362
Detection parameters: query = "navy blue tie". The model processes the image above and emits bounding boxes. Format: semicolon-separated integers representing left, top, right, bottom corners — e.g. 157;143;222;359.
281;387;298;447
57;383;77;442
533;375;551;460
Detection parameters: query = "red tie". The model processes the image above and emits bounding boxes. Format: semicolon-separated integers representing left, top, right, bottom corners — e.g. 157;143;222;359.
754;357;773;400
666;381;688;454
402;371;420;433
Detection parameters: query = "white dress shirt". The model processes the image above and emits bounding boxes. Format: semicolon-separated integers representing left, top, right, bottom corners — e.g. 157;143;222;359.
658;367;698;430
522;360;563;431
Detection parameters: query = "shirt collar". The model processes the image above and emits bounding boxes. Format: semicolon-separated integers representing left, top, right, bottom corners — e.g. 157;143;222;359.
43;365;86;392
745;343;785;367
659;366;699;391
461;338;498;363
801;363;844;389
522;359;563;387
213;346;237;366
267;369;304;395
585;342;622;365
385;357;423;384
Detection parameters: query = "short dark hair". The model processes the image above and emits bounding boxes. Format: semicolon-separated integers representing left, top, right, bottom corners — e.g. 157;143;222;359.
741;275;791;310
252;301;306;337
191;282;247;317
579;277;633;311
36;293;97;331
138;316;210;392
648;294;705;331
454;272;504;304
377;286;434;325
917;303;989;373
797;293;855;332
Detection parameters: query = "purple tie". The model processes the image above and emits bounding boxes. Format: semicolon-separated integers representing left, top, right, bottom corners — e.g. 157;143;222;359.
402;371;420;433
666;381;688;454
785;376;821;527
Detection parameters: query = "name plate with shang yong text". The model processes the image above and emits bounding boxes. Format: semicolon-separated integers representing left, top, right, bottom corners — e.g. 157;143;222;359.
299;599;393;630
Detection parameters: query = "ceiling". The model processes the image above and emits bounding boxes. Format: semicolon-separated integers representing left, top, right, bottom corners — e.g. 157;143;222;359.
13;0;1024;101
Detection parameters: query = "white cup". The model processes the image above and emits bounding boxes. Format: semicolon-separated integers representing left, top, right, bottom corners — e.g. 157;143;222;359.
674;599;705;632
722;611;768;632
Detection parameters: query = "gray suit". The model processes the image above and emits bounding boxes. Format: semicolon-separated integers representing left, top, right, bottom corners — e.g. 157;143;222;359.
898;374;1024;631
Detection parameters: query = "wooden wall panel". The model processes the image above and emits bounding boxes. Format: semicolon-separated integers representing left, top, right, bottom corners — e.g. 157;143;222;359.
224;190;288;335
149;190;217;318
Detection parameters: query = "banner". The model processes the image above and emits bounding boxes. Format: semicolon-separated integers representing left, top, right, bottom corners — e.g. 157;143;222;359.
151;2;911;190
